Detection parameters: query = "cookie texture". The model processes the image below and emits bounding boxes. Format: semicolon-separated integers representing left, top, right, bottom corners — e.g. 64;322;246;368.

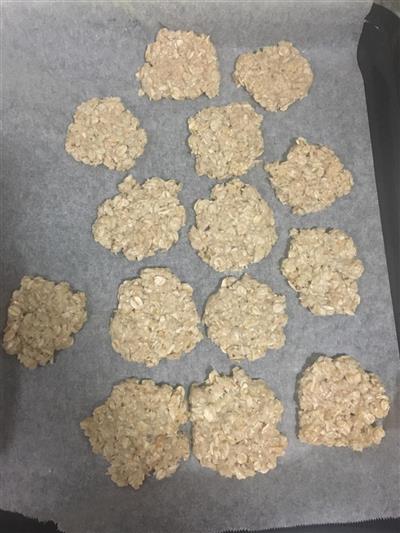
233;41;313;112
298;355;390;451
81;379;190;489
189;179;277;272
65;97;147;171
265;138;353;214
92;175;186;261
190;367;287;479
281;228;364;315
2;276;87;369
110;268;202;367
203;274;287;361
187;102;264;179
136;28;220;100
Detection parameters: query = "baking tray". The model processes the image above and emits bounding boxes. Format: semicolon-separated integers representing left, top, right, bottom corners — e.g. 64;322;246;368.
1;2;399;533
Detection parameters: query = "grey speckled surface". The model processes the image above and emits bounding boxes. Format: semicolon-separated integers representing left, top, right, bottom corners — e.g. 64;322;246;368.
1;2;399;533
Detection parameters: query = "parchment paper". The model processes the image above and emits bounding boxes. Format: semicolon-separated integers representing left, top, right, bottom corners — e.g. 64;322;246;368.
1;1;399;532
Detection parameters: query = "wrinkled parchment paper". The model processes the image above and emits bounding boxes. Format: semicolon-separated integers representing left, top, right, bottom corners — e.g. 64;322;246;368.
1;2;399;532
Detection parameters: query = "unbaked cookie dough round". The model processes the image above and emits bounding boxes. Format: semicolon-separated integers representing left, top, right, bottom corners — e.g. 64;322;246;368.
189;179;277;272
110;268;202;367
65;97;147;171
2;276;87;369
297;355;390;451
92;175;186;261
265;138;353;215
187;102;264;179
281;228;364;315
189;367;287;479
203;274;287;361
136;28;220;100
233;41;313;112
81;378;190;489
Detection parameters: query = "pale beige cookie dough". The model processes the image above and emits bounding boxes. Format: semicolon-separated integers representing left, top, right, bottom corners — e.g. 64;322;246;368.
187;102;264;179
203;274;287;361
298;355;390;451
92;175;186;261
265;138;353;215
65;97;147;171
2;276;87;369
190;367;287;479
189;179;277;272
281;228;364;315
81;378;190;489
233;41;313;112
110;268;202;367
136;28;220;100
